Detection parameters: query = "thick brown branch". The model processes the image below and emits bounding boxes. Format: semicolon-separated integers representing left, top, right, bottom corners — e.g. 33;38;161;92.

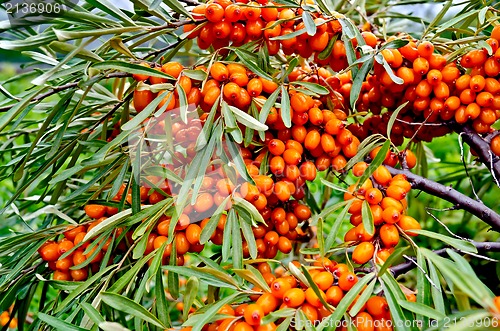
390;241;500;277
451;124;500;183
386;166;500;232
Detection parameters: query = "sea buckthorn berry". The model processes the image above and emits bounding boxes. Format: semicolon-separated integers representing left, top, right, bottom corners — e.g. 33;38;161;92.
84;204;106;219
366;296;389;319
40;243;60;262
417;41;434;58
271;278;292;299
365;188;383;204
305;287;326;308
373;166;392;185
210;62;229;81
413;57;429;75
225;4;243;22
256;293;279;314
326;286;343;306
491;136;500;156
313;271;334;291
380;224;400;247
291;93;310;113
223;82;241;101
247;78;263;97
338;272;358;291
399;215;421;235
268;139;285;156
283;288;306;307
205;3;225;22
278;236;292;253
53;270;71;281
244;2;261;20
162;62;183;78
352;242;375;264
386;185;407;201
354;312;375;331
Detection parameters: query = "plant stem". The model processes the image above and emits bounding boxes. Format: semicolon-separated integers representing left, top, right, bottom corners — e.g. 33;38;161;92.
386;166;500;232
390;241;500;277
451;124;500;184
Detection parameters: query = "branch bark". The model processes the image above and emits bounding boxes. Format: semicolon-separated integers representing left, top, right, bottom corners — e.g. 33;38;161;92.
386;166;500;232
390;241;500;277
451;124;500;184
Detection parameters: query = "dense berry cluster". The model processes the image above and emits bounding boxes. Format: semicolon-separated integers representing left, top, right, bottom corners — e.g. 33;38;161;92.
186;260;415;331
184;0;344;61
344;161;421;264
38;204;122;281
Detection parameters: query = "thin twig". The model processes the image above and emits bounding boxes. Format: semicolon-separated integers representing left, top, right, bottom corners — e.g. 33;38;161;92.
390;241;500;277
0;72;130;112
451;124;500;186
386;166;500;231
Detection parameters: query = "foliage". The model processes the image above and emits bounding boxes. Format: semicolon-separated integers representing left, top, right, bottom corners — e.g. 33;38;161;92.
0;0;500;330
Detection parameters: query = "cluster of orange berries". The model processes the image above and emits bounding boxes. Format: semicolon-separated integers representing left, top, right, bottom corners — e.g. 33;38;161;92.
343;150;421;264
349;31;500;145
189;260;416;331
0;310;17;329
184;0;345;62
38;204;122;281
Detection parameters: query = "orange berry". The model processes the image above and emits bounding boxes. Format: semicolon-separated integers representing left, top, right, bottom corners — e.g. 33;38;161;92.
243;304;264;326
352;242;375;264
283;288;306;307
338;272;358;291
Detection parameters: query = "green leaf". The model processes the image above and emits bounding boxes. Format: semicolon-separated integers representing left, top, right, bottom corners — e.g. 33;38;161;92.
183;277;199;321
81;303;105;327
356;140;390;190
183;293;244;331
261;308;296;325
318;34;336;60
280;85;291;128
380;272;413;331
229;105;268;131
163;0;194;18
177;84;189;123
387;102;408;139
49;41;104;62
234;266;271;293
302;11;317;36
291;81;329;95
163;266;238;289
200;197;229;244
233;49;274;81
101;292;168;329
258;87;280;124
378;246;410;276
427;258;445;313
323;200;352;252
375;53;403;85
183;70;208;81
380;39;409;50
38;313;87;331
54;27;145;41
350;57;374;109
398;300;445;320
361;200;374;236
55;265;117;313
317;273;376;331
93;61;174;80
407;230;477;253
349;277;377;316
